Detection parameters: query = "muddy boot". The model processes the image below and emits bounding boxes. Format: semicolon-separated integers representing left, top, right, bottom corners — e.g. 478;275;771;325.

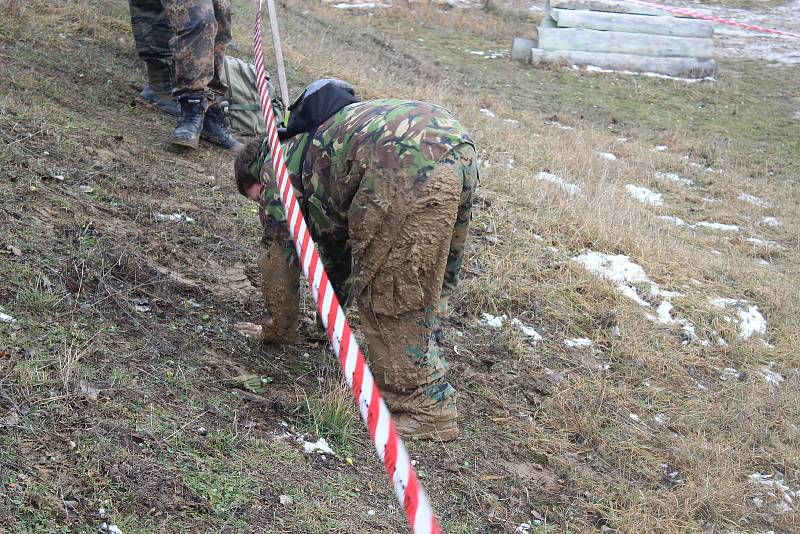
392;410;459;442
170;95;206;149
384;383;458;442
139;62;179;116
201;103;243;151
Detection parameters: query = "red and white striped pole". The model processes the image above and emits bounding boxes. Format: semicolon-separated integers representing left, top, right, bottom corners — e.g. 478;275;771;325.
251;3;443;533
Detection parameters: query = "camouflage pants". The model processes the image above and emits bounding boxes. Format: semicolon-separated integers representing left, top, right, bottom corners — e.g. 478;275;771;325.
129;0;172;66
357;143;478;419
161;0;232;98
129;0;174;92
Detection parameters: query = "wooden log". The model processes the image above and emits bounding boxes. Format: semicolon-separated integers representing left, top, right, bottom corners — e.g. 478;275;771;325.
547;0;712;18
530;48;716;78
512;37;536;62
551;9;713;38
537;27;714;58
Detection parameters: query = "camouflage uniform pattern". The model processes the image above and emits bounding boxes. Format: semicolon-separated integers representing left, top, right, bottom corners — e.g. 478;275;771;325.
129;0;173;91
161;0;232;98
251;99;479;419
129;0;172;66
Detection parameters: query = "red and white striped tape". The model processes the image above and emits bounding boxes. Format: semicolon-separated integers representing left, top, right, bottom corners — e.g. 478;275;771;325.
252;3;442;533
622;0;800;38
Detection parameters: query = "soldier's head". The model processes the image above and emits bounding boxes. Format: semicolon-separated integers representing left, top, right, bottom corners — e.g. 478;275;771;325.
235;137;268;201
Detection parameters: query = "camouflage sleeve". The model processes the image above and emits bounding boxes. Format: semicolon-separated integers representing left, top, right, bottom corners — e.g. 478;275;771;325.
256;142;295;259
254;145;301;344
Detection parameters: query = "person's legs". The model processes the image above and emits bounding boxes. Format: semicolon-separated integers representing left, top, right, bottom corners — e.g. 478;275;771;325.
128;0;178;115
161;0;216;99
440;143;479;315
355;154;464;441
208;0;232;97
160;0;240;149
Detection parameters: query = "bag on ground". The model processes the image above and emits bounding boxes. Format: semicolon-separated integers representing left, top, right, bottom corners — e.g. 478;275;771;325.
221;55;285;136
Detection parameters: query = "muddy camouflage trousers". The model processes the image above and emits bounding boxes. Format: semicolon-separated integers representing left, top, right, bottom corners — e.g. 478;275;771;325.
129;0;231;98
257;144;478;420
358;144;478;420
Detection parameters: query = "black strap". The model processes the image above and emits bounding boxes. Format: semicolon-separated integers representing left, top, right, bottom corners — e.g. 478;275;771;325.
227;103;261;111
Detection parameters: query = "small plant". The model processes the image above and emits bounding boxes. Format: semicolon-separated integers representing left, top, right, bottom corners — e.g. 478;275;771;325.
294;379;358;452
15;276;59;314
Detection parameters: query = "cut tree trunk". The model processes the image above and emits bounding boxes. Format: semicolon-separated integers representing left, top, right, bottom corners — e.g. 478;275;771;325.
537;27;713;58
530;48;716;78
550;9;713;38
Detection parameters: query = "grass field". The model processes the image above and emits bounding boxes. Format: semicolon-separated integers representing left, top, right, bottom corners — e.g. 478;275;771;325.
1;0;799;532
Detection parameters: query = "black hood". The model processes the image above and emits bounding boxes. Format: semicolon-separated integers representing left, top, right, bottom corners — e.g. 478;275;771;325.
282;79;360;139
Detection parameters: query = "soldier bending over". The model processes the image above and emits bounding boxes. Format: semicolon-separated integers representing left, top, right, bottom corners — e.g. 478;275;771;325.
234;80;478;441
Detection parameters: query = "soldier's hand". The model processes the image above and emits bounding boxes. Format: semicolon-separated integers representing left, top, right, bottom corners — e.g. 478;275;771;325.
234;321;264;340
235;317;298;345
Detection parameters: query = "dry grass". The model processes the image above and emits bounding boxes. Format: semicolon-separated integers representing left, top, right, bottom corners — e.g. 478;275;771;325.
1;0;799;532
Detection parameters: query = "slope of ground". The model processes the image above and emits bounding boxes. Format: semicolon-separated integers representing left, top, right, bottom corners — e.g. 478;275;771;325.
1;0;798;533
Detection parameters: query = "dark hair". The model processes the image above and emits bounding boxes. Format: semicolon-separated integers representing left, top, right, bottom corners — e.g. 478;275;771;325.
234;137;267;196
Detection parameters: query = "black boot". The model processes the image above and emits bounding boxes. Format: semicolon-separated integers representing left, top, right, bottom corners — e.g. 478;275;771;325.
139;62;179;116
170;95;206;149
201;103;243;151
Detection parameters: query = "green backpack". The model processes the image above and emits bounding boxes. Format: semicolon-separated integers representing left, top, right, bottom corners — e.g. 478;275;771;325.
221;55;285;136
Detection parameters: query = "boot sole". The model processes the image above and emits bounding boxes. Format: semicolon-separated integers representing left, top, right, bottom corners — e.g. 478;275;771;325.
136;95;179;117
170;136;200;149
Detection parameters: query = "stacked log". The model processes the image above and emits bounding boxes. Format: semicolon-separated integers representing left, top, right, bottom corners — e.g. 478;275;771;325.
513;0;716;79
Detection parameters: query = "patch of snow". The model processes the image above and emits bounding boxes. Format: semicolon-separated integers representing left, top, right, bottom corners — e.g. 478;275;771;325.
479;108;495;118
503;118;519;124
157;212;194;223
516;524;532;533
481;313;506;329
625;184;663;206
535;171;582;195
655;171;694;187
653;413;666;425
750;473;799;513
738;305;767;338
303;437;334;455
564;338;592;348
572;251;657;307
738;193;772;208
334;2;388;8
746;237;783;249
652;145;668;152
506;159;515;169
576;65;713;83
616;137;628;143
628;413;640;422
511;318;543;342
721;367;741;381
657;215;693;228
573;251;703;343
0;311;16;323
709;297;767;339
598;152;617;161
761;366;784;385
695;221;740;232
710;297;739;309
108;526;123;534
544;120;574;130
760;216;781;227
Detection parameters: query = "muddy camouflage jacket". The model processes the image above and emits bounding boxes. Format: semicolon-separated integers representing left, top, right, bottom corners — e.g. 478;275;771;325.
252;98;474;300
